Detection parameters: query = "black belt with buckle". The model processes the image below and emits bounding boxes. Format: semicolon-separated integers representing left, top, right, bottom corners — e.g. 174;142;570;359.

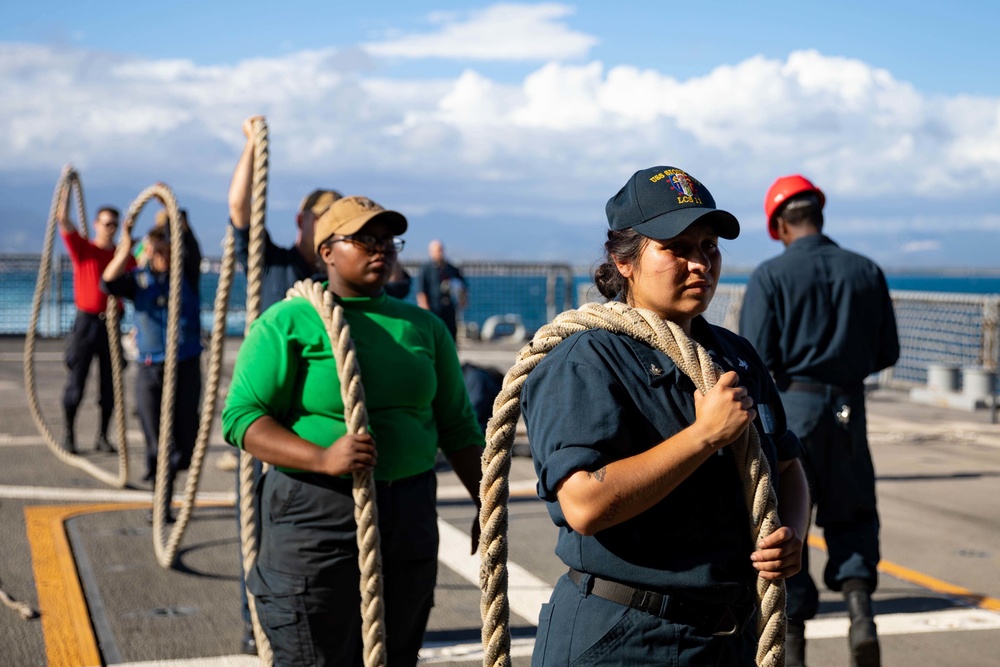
783;380;862;395
567;569;755;636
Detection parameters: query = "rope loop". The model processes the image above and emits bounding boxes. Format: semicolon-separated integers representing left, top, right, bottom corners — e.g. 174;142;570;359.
480;302;786;667
235;116;274;665
24;166;130;488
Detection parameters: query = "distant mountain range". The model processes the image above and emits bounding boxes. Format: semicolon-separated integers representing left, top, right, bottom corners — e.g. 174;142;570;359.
3;178;999;273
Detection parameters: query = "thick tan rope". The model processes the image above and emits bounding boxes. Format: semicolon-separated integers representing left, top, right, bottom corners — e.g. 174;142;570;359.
479;301;786;667
113;183;230;571
24;167;130;488
113;184;183;565
290;279;387;667
234;118;275;666
162;207;239;568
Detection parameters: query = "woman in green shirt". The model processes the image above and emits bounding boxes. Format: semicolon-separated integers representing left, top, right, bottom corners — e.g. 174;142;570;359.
222;195;485;666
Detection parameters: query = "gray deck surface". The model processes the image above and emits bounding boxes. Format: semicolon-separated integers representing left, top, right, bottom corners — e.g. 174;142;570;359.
1;336;998;666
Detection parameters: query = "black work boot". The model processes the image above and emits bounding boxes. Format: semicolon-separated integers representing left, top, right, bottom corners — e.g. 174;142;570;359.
96;412;115;452
843;579;880;667
785;620;806;667
95;431;116;453
62;413;77;454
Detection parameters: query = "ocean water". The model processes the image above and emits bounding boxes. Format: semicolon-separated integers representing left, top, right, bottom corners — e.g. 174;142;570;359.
3;265;999;337
720;273;1000;294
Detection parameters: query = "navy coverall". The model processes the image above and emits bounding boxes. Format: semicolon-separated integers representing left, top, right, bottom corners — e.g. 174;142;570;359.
739;233;899;623
522;317;801;665
417;261;465;340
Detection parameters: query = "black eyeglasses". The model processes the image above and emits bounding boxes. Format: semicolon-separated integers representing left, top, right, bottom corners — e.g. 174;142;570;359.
330;234;405;254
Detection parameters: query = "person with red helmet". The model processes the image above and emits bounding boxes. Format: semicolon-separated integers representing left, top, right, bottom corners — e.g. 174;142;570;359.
740;175;899;667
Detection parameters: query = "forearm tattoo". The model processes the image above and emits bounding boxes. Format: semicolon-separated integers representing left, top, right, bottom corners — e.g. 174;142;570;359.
588;466;607;482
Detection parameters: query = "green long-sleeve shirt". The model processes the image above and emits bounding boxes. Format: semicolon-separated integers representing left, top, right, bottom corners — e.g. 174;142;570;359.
222;290;484;481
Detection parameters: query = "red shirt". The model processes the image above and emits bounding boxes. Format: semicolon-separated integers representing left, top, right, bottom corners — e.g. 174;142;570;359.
61;230;133;314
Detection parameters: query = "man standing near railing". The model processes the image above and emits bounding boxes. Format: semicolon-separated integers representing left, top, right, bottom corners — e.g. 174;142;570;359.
739;175;899;667
417;239;467;341
56;166;133;454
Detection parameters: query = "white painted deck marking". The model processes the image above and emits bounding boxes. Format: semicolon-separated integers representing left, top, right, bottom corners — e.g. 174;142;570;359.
805;607;1000;639
0;430;144;447
105;608;1000;665
419;637;536;663
437;517;551;626
111;658;257;666
14;480;1000;665
0;352;63;362
0;485;235;504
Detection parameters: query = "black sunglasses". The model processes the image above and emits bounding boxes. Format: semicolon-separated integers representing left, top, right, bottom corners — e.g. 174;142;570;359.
329;234;405;254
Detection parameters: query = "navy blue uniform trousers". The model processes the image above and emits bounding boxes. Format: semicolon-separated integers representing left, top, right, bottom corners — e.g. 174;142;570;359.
135;357;201;478
248;469;439;667
533;572;757;665
63;311;114;430
781;387;880;623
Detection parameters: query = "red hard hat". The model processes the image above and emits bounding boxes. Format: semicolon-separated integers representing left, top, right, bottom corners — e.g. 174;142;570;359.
764;174;825;240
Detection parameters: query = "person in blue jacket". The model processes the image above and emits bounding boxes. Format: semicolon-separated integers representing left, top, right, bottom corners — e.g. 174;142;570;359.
521;166;810;666
103;217;203;523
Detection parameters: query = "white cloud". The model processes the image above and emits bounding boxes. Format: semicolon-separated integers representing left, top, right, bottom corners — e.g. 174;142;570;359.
364;3;597;61
901;240;943;253
1;41;999;244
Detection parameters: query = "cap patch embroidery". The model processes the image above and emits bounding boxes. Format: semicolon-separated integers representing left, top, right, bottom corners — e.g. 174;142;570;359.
647;169;704;204
353;197;382;212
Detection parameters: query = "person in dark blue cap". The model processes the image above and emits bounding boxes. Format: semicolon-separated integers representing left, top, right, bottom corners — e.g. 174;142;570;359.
521;166;810;665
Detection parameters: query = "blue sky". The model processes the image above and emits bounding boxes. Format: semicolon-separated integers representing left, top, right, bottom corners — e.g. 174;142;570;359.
2;2;999;268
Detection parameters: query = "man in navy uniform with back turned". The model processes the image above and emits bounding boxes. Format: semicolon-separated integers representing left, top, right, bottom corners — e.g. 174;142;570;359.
739;174;899;667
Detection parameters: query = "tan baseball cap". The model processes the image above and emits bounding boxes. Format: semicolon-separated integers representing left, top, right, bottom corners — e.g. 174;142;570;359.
314;196;408;252
154;208;188;229
298;189;343;217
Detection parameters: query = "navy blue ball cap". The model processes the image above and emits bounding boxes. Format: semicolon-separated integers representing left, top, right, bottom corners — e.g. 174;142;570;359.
606;166;740;240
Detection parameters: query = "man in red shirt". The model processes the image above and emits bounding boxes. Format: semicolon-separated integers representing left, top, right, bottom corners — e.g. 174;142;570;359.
57;178;132;454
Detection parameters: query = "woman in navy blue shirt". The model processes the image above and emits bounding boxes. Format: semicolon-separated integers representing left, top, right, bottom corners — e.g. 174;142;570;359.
521;166;809;666
103;219;202;522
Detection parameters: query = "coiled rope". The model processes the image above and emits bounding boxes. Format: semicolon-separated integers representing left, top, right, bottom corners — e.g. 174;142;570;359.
112;181;235;571
235;117;275;666
109;183;189;567
479;301;786;667
288;279;388;667
24;167;131;488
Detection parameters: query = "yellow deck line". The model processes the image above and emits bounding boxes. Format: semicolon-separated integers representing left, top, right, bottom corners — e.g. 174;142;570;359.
25;500;232;667
25;501;999;666
26;503;147;667
807;534;1000;611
